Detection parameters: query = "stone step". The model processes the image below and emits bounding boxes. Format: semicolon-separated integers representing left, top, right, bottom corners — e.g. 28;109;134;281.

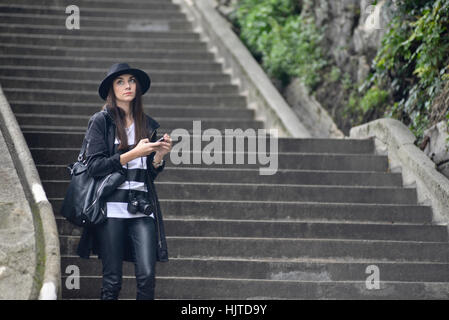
0;13;193;31
0;33;207;50
3;0;180;8
19;125;272;134
34;127;259;140
49;199;434;225
43;181;416;204
3;0;180;11
1;78;239;94
59;276;449;299
60;255;449;283
55;217;448;242
23;125;264;133
0;4;186;20
59;236;449;263
15;113;261;130
0;55;224;72
22;131;375;154
21;125;269;134
0;24;200;40
0;66;231;83
36;165;403;187
31;149;389;172
4;90;246;107
21;125;270;134
0;43;215;60
9;102;250;117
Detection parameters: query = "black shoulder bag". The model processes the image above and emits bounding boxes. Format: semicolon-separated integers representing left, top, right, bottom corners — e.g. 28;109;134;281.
60;112;126;227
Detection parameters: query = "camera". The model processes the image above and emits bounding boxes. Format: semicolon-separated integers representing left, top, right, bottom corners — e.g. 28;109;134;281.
127;191;155;216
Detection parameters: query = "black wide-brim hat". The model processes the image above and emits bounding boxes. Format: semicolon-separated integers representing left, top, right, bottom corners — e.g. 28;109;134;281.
98;62;151;100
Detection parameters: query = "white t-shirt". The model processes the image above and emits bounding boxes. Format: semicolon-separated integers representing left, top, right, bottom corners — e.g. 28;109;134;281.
104;122;155;219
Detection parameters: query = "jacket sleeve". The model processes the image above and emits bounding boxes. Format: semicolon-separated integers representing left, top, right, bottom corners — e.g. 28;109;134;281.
147;129;166;181
85;112;123;178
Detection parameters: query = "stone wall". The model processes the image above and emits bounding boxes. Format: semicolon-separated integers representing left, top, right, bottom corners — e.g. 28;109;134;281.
422;121;449;180
306;0;396;83
0;120;37;299
300;0;398;134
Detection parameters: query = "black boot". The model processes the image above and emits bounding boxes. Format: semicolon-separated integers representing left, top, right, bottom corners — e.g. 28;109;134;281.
100;287;120;300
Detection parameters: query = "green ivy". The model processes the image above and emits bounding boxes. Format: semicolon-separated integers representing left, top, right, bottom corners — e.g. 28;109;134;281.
361;87;389;114
233;0;328;89
360;0;449;144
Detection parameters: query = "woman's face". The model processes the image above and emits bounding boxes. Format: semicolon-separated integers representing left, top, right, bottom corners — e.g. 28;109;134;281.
112;73;136;104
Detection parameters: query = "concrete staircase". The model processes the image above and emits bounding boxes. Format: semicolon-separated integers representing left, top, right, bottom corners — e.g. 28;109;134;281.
1;0;449;299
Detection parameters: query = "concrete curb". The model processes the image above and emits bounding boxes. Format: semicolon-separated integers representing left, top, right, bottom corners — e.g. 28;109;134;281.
175;0;311;138
284;78;345;138
350;118;449;226
0;84;61;299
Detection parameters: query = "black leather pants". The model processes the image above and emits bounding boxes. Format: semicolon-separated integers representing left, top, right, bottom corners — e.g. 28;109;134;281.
96;217;157;300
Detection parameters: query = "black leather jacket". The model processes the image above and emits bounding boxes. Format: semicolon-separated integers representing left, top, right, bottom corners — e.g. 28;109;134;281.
76;107;169;262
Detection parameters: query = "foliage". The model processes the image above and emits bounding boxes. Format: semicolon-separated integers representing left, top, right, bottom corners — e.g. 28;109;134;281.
328;66;342;83
230;0;449;144
360;0;449;143
360;87;389;115
232;0;328;88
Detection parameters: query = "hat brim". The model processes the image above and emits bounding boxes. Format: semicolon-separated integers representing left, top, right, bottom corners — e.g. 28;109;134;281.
98;68;151;100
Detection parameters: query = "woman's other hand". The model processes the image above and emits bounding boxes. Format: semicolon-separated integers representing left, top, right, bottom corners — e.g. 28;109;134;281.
155;133;172;158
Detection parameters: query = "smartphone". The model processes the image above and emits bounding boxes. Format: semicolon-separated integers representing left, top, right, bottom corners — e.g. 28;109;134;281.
156;136;165;142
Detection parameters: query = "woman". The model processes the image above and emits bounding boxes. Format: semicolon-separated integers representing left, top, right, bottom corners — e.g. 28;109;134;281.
76;63;172;300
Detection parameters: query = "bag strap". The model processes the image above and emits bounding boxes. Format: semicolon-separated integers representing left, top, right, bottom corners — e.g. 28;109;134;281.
78;110;109;163
77;138;88;163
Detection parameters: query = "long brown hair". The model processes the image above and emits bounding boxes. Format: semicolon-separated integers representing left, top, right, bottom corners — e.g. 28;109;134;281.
101;76;149;151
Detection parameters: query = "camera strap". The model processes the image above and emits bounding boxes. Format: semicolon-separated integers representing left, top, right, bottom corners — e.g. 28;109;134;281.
127;156;145;193
127;156;157;215
126;161;130;196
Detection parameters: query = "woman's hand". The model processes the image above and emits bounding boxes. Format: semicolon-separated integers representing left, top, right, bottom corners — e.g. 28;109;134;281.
134;138;162;158
154;133;172;160
134;134;172;160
